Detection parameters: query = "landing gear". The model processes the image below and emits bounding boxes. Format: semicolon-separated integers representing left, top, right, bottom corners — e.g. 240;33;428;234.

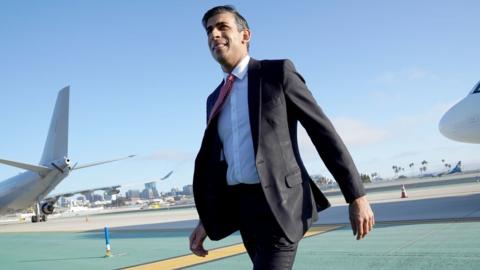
31;201;47;223
31;214;47;223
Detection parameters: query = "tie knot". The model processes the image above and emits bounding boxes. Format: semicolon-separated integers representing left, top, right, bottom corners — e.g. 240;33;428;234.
227;74;235;82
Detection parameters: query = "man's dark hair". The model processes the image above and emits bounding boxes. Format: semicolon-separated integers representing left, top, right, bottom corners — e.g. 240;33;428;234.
202;5;250;32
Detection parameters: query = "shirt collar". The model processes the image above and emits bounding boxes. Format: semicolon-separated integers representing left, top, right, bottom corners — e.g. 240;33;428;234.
223;55;250;81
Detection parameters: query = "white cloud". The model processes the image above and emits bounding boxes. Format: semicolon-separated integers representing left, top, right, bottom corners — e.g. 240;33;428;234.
375;72;397;84
407;68;428;81
142;150;192;162
389;151;422;160
333;117;389;146
298;117;388;159
372;67;437;85
396;100;459;130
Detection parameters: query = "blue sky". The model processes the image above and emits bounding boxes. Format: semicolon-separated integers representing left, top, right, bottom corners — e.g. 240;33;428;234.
1;1;479;194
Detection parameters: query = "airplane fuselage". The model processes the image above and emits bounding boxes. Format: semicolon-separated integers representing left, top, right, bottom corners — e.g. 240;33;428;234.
0;88;134;222
439;81;480;143
0;170;68;214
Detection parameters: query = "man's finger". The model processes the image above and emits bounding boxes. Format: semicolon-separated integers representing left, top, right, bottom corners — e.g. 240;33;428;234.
191;244;207;257
192;247;208;257
350;217;357;236
190;234;197;249
368;215;374;231
362;218;369;238
356;219;364;240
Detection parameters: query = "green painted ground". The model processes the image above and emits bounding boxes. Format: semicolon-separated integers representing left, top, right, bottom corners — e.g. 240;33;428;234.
190;221;480;270
0;230;241;270
0;221;479;270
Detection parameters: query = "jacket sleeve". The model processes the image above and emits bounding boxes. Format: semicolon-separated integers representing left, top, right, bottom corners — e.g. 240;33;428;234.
282;59;365;203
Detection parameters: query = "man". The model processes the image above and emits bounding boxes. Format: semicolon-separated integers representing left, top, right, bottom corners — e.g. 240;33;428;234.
190;5;374;269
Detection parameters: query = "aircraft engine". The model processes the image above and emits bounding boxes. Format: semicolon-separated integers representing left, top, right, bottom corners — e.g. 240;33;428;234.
105;189;120;195
41;202;55;215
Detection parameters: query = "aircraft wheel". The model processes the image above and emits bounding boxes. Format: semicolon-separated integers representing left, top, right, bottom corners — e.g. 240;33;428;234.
41;215;47;222
31;216;38;223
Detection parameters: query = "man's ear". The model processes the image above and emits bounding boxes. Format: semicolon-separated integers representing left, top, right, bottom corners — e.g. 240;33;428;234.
242;29;251;45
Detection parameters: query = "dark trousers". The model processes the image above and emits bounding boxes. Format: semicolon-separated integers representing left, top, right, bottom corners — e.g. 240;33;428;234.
228;184;299;270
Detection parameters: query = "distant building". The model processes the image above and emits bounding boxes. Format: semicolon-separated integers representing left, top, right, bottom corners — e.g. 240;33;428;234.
59;197;70;208
171;188;180;196
141;189;154;200
93;194;103;202
126;189;141;201
183;185;193;195
112;194;127;207
84;192;94;203
83;192;103;203
143;181;160;198
75;196;87;206
104;193;112;201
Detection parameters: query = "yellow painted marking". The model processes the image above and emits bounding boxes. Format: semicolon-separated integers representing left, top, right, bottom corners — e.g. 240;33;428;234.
126;243;246;270
304;225;342;237
125;225;342;270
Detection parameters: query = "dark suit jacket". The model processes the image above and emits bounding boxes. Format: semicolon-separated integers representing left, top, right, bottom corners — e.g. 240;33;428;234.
193;58;365;242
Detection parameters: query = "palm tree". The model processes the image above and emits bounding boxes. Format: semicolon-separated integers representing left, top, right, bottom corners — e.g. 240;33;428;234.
392;166;404;178
408;162;414;177
445;163;452;171
421;160;428;173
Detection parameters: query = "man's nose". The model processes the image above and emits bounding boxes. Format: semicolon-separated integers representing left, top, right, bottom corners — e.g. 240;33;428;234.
210;28;221;39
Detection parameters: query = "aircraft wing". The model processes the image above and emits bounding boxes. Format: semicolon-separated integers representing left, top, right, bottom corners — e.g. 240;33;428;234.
43;169;173;204
44;185;121;204
72;155;136;170
160;170;174;180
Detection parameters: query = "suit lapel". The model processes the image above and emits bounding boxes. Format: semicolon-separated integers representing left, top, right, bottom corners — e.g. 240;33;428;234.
248;58;262;156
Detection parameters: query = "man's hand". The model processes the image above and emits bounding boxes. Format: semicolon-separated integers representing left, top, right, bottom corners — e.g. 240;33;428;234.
189;221;208;257
349;196;374;240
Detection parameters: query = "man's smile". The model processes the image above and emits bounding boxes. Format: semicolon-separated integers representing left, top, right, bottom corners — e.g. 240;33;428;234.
212;41;228;52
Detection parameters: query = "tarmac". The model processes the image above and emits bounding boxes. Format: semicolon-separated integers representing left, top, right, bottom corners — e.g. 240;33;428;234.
1;174;479;269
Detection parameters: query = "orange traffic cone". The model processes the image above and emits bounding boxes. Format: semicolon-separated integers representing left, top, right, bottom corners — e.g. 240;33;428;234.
401;185;408;198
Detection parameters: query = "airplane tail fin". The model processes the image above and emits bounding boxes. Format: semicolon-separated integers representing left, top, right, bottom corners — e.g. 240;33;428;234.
39;87;70;166
450;161;462;174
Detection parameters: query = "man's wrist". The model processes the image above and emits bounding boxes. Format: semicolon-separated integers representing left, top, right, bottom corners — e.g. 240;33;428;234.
349;195;367;205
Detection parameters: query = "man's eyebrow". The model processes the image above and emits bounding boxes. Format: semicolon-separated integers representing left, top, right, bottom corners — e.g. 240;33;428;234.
206;21;229;31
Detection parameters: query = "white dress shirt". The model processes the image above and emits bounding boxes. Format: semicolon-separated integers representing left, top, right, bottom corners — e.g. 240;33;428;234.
217;55;260;185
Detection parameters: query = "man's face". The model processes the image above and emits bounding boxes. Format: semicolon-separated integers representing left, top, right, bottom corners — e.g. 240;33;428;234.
206;12;250;72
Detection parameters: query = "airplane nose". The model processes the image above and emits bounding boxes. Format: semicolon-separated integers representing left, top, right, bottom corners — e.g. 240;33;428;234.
438;110;454;138
439;97;465;140
438;94;479;143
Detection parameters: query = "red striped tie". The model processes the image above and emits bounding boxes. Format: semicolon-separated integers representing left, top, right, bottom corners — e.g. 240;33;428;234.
208;74;235;125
